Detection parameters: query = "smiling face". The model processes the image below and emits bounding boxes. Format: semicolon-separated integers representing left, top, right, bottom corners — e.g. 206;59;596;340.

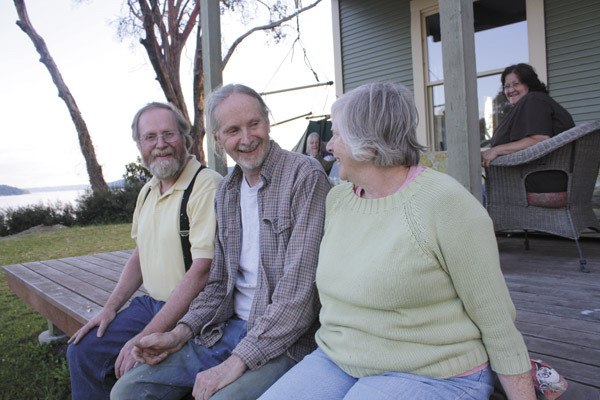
307;135;320;156
138;107;187;181
503;72;530;106
214;93;271;183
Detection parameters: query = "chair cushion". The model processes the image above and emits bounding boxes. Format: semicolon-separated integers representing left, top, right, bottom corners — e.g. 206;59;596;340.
526;192;568;208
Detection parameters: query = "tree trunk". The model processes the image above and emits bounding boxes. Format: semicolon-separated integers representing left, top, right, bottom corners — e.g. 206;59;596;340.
13;0;108;191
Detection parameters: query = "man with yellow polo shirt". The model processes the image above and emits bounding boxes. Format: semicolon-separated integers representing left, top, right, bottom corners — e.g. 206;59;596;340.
66;102;223;400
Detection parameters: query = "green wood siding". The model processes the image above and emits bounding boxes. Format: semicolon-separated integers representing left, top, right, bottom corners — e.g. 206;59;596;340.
339;0;413;92
545;0;600;123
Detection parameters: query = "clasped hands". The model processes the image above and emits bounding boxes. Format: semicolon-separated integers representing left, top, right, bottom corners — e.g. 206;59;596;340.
132;325;247;400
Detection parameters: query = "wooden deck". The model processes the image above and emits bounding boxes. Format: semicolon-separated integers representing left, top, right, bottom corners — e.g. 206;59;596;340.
497;234;600;399
2;236;599;398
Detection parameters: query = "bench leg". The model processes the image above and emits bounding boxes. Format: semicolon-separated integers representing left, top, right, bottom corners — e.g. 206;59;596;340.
38;320;68;345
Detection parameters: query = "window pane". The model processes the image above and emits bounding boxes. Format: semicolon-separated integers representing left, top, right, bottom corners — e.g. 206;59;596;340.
478;74;503;142
475;21;528;72
425;1;527;81
426;14;443;82
431;84;446;151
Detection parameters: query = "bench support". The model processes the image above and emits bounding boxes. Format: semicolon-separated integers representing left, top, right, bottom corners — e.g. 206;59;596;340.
38;320;68;345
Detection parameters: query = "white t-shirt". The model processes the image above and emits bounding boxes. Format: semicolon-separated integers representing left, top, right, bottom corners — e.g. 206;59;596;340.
234;177;262;320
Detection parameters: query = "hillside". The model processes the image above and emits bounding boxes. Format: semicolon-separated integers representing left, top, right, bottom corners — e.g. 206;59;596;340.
0;185;29;196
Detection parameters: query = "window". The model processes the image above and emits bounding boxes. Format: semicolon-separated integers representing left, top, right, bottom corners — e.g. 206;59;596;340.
411;0;546;150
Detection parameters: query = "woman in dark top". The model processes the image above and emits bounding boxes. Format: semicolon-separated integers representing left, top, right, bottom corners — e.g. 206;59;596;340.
481;63;575;192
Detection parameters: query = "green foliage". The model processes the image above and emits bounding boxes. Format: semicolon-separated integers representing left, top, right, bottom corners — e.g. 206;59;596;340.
0;223;133;399
74;158;149;225
0;203;75;237
123;156;152;189
74;186;140;225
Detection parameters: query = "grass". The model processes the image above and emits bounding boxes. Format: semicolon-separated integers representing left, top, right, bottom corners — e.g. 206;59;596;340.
0;223;134;400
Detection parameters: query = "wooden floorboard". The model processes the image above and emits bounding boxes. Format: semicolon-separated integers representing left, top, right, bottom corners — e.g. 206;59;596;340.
498;235;600;397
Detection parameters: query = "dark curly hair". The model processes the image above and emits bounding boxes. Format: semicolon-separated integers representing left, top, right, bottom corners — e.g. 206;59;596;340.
501;63;548;93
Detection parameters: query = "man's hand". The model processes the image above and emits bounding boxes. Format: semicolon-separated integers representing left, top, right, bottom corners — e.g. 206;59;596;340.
133;324;192;365
115;336;140;378
192;355;247;400
68;308;117;344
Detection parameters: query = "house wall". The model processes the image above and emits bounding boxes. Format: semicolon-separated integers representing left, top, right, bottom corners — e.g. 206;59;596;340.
545;0;600;123
338;0;413;92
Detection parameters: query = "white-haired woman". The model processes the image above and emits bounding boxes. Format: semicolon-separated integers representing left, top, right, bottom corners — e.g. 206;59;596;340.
305;131;335;174
259;82;535;400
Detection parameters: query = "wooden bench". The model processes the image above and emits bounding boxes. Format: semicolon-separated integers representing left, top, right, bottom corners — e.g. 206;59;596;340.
2;249;143;341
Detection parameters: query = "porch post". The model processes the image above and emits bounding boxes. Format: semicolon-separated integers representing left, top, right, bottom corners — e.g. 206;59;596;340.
200;0;228;175
438;0;482;202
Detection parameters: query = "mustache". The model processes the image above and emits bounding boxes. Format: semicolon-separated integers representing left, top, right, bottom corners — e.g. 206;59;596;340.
151;149;174;157
238;140;260;152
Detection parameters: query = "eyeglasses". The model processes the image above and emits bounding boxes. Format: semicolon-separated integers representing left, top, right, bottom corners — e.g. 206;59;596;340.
140;131;180;145
503;81;522;91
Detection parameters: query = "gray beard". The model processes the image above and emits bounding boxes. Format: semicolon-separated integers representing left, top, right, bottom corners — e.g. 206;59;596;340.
149;157;183;180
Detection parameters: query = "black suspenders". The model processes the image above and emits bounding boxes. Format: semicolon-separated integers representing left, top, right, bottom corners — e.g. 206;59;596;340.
142;165;206;271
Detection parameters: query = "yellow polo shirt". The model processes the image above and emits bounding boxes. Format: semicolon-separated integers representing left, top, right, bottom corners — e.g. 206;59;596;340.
131;157;222;301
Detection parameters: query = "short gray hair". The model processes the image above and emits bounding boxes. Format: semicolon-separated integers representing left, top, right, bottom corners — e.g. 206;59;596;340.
331;82;426;167
131;102;193;152
205;84;270;135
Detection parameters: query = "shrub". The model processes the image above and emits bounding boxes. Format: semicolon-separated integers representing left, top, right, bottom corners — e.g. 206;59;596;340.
74;158;150;226
0;203;75;236
74;186;140;225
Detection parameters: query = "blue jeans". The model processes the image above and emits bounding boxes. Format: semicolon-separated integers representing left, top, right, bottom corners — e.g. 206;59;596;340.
111;318;296;400
67;295;165;400
258;348;494;400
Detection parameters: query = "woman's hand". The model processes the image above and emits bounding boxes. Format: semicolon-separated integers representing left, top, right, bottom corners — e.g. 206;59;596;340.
481;147;499;167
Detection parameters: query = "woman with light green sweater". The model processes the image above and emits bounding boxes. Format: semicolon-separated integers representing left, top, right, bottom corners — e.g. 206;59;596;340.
259;82;536;400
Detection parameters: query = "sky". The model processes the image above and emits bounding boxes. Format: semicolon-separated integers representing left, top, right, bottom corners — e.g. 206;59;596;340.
0;0;335;189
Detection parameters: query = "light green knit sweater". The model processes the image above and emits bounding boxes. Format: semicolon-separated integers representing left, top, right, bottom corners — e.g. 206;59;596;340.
315;168;531;379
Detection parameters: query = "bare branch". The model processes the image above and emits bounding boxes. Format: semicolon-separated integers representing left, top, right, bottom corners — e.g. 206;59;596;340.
222;0;321;67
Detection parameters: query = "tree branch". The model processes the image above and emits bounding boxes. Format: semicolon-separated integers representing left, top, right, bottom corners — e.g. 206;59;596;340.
222;0;322;67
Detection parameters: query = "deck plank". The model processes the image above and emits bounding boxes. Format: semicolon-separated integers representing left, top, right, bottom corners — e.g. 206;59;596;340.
499;235;600;396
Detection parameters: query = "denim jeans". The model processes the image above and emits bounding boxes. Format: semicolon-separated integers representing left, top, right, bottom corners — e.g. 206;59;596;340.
67;295;165;400
258;348;495;400
111;318;296;400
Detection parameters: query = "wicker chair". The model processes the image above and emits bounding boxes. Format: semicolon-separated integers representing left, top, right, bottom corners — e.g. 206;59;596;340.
485;120;600;272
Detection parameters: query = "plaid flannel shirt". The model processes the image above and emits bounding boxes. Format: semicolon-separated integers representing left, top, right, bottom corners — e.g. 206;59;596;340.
179;141;331;370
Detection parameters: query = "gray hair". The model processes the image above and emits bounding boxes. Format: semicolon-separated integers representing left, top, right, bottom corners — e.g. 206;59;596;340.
307;131;321;149
331;82;426;167
205;84;270;135
131;102;193;152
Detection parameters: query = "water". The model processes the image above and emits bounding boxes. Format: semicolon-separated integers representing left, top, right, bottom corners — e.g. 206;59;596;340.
0;189;87;210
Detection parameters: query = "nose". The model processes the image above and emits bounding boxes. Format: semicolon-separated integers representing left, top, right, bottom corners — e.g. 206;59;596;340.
326;139;334;153
239;127;252;144
155;134;169;147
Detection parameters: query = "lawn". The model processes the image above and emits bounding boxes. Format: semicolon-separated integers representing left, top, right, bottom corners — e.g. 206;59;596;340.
0;224;134;400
